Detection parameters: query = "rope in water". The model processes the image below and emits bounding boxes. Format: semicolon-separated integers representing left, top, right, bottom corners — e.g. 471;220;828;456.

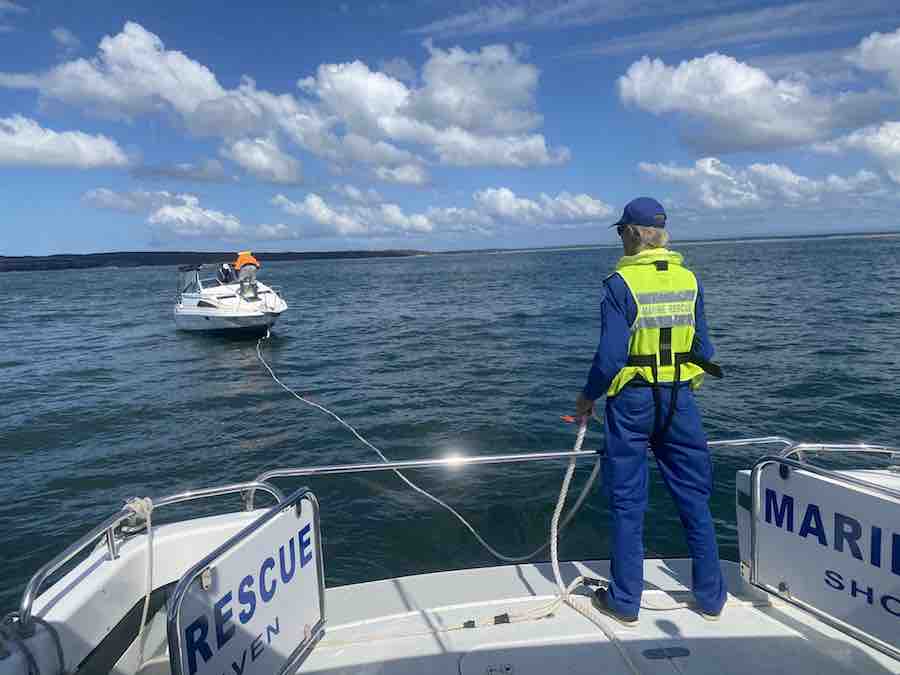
255;329;603;564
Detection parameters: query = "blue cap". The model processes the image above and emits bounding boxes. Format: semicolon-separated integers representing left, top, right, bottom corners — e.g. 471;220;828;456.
610;197;667;229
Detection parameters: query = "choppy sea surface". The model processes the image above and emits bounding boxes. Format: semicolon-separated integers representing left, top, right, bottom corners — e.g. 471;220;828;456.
2;236;900;612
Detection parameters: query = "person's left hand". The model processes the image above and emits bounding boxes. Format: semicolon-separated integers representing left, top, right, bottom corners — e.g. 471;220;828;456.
575;392;594;419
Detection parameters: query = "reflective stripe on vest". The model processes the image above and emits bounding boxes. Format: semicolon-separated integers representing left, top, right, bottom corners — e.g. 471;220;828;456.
606;248;706;396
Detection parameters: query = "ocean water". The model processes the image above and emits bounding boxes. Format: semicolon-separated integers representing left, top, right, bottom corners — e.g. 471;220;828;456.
2;237;900;613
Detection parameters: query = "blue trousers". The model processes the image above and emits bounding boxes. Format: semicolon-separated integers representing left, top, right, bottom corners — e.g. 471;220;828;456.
602;384;727;616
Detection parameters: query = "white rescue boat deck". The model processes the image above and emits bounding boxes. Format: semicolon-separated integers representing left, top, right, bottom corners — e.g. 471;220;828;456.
303;558;898;674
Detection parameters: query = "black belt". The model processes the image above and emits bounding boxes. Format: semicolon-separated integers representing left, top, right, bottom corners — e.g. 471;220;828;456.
624;350;723;444
625;353;724;378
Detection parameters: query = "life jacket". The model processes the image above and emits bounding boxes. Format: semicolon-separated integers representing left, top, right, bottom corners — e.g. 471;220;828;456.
606;247;723;441
234;251;260;271
606;248;716;397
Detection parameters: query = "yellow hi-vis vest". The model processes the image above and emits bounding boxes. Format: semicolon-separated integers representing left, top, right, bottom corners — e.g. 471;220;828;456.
606;248;707;397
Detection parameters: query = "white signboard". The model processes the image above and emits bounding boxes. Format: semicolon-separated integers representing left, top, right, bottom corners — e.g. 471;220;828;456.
754;465;900;654
168;490;325;675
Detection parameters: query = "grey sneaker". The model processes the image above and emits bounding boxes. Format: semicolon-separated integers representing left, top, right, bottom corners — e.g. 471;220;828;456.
698;607;723;622
591;588;639;626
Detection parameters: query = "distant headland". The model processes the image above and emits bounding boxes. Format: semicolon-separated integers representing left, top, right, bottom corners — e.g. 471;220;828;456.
4;230;899;272
0;249;429;273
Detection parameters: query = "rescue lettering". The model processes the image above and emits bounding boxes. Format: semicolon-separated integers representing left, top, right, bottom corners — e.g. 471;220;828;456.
184;523;315;675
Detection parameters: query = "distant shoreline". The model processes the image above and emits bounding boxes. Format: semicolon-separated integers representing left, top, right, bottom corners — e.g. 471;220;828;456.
3;229;898;272
0;249;428;273
440;230;900;255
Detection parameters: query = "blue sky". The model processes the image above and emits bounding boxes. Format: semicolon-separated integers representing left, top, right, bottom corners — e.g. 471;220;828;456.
2;0;900;254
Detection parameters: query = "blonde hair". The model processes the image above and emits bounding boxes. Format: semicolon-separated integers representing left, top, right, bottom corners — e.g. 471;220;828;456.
622;224;669;254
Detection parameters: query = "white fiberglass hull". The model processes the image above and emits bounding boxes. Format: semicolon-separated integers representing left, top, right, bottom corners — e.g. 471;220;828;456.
173;307;283;332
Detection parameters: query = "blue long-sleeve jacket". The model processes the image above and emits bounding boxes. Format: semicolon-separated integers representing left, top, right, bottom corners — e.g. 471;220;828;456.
582;272;715;401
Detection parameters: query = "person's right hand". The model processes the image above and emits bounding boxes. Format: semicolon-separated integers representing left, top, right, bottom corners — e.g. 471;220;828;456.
575;392;594;419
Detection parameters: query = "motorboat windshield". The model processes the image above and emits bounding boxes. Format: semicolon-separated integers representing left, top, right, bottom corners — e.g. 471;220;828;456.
177;266;200;296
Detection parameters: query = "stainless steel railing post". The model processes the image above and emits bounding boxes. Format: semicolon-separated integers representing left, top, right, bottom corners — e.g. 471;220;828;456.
16;481;284;635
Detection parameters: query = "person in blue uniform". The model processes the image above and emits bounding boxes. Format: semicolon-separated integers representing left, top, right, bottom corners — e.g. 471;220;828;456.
576;197;727;624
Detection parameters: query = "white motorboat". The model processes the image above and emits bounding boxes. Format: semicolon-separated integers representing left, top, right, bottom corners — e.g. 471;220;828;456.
2;436;900;675
174;259;287;333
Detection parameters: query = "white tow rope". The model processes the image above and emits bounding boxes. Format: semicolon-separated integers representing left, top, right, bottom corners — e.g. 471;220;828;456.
550;422;585;595
255;330;601;563
255;331;641;674
125;497;154;669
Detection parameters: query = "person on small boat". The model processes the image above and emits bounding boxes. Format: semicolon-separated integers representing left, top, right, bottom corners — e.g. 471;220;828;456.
233;250;260;279
576;197;727;624
217;263;236;284
233;250;261;299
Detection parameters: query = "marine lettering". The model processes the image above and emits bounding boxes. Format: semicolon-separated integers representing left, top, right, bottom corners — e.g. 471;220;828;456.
798;504;826;546
765;489;794;531
834;513;863;561
764;489;900;576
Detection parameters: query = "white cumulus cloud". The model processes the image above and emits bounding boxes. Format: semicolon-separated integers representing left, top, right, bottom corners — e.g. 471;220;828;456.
84;187;296;241
272;193;368;236
221;136;302;184
0;22;568;174
298;46;569;167
374;163;429;185
474;187;612;225
815;121;900;183
338;133;415;166
82;188;184;213
619;53;831;153
378;203;433;233
411;41;541;134
0;22;227;120
849;26;900;90
256;223;296;240
617;24;900;155
333;184;383;203
273;192;436;237
0;115;129;169
273;185;612;237
147;195;242;238
640;157;884;209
